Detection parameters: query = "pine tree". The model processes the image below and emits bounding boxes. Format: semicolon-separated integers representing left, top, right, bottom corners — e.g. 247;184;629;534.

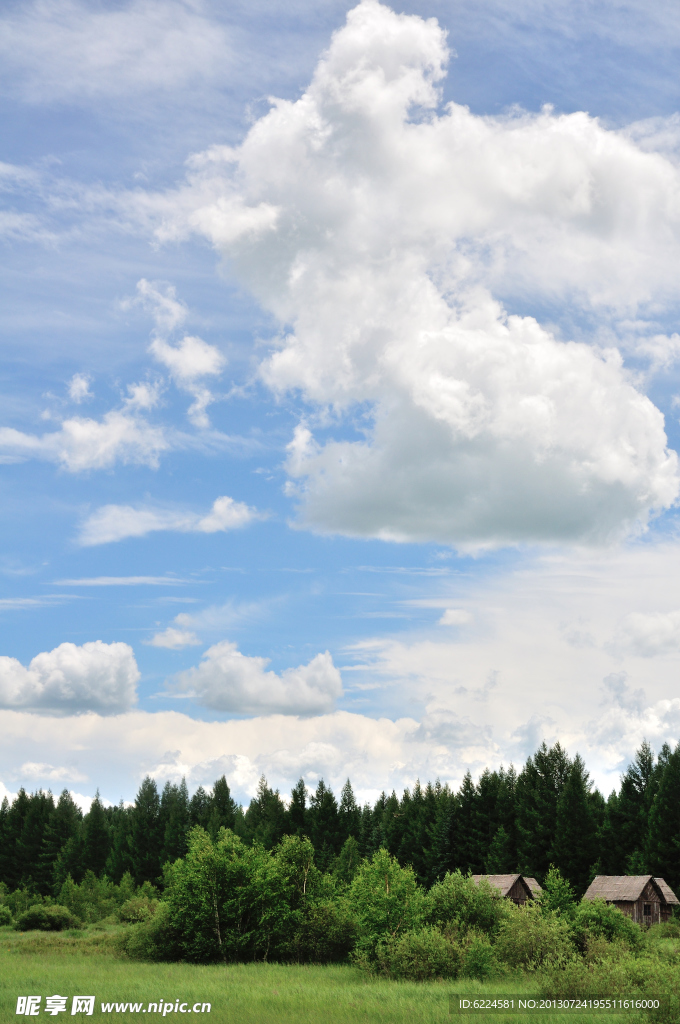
286;779;307;836
428;787;457;880
189;786;212;829
485;825;514;872
18;790;55;891
516;742;571;878
243;776;287;849
129;777;162;885
456;772;482;873
646;743;680;895
338;779;361;844
82;791;110;877
160;780;191;863
307;779;340;870
105;803;133;882
552;756;598;895
39;789;82;891
207;776;237;837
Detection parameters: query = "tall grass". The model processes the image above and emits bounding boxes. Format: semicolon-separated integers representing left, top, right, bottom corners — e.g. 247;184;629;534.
0;925;668;1024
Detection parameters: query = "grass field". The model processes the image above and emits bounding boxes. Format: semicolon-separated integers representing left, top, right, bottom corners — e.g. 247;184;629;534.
0;926;663;1024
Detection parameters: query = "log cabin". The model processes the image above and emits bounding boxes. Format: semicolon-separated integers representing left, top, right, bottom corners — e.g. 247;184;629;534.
583;875;679;925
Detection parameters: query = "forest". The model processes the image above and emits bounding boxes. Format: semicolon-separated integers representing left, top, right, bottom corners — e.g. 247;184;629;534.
1;738;679;901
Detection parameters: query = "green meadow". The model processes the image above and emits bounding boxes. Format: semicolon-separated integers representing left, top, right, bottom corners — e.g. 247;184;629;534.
0;925;667;1024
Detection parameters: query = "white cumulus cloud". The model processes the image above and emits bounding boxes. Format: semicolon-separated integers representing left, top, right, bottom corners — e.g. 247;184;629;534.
146;628;201;650
0;641;139;714
78;495;257;545
136;0;680;548
0;408;168;471
175;642;343;715
611;610;680;657
137;279;226;428
439;608;473;626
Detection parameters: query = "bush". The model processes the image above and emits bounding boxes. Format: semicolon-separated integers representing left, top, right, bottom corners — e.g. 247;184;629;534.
462;933;500;980
15;904;78;932
0;905;12;926
373;926;462;981
425;871;508;937
118;897;158;924
118;903;181;962
572;899;642;951
287;899;357;963
495;903;574;971
348;849;424;961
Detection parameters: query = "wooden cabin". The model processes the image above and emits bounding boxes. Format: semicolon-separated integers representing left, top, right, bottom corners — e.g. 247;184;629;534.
472;874;543;905
583;875;679;925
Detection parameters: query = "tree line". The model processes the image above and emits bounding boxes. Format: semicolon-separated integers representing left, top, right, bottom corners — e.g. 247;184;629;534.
1;738;679;900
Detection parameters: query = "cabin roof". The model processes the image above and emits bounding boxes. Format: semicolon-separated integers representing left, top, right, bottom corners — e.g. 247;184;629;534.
584;875;663;902
472;874;541;898
524;877;543;898
655;878;680;905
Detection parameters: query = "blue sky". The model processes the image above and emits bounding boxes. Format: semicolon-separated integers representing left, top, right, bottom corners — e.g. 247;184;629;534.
2;0;680;809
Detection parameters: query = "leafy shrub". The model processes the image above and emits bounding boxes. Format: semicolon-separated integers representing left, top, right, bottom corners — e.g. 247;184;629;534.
15;904;78;932
118;897;158;923
572;898;642;951
424;871;508;937
348;849;424;961
462;933;500;980
287;899;357;963
0;905;12;926
373;926;462;980
539;866;577;918
118;903;181;962
495;903;574;971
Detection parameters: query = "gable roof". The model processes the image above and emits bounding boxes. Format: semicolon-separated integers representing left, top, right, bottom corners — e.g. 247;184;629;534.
472;874;541;898
524;877;543;898
584;875;663;902
655;878;680;905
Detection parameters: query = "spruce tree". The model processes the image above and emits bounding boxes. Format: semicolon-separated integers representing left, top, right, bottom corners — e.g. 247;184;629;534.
160;780;191;862
82;791;109;877
516;742;571;878
338;779;361;844
105;803;133;882
207;776;237;837
40;790;82;890
307;779;340;870
189;786;211;830
456;772;482;873
243;776;287;849
286;778;307;836
129;776;162;885
485;825;514;872
552;756;598;895
646;743;680;894
429;787;457;880
18;790;55;891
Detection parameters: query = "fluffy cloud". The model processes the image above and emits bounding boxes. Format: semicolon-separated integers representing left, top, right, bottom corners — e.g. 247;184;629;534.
175;642;343;715
137;279;226;428
439;609;473;626
78;495;257;546
611;610;680;657
0;641;139;714
0;408;168;471
0;0;233;102
68;373;93;404
146;628;201;650
137;0;680;547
